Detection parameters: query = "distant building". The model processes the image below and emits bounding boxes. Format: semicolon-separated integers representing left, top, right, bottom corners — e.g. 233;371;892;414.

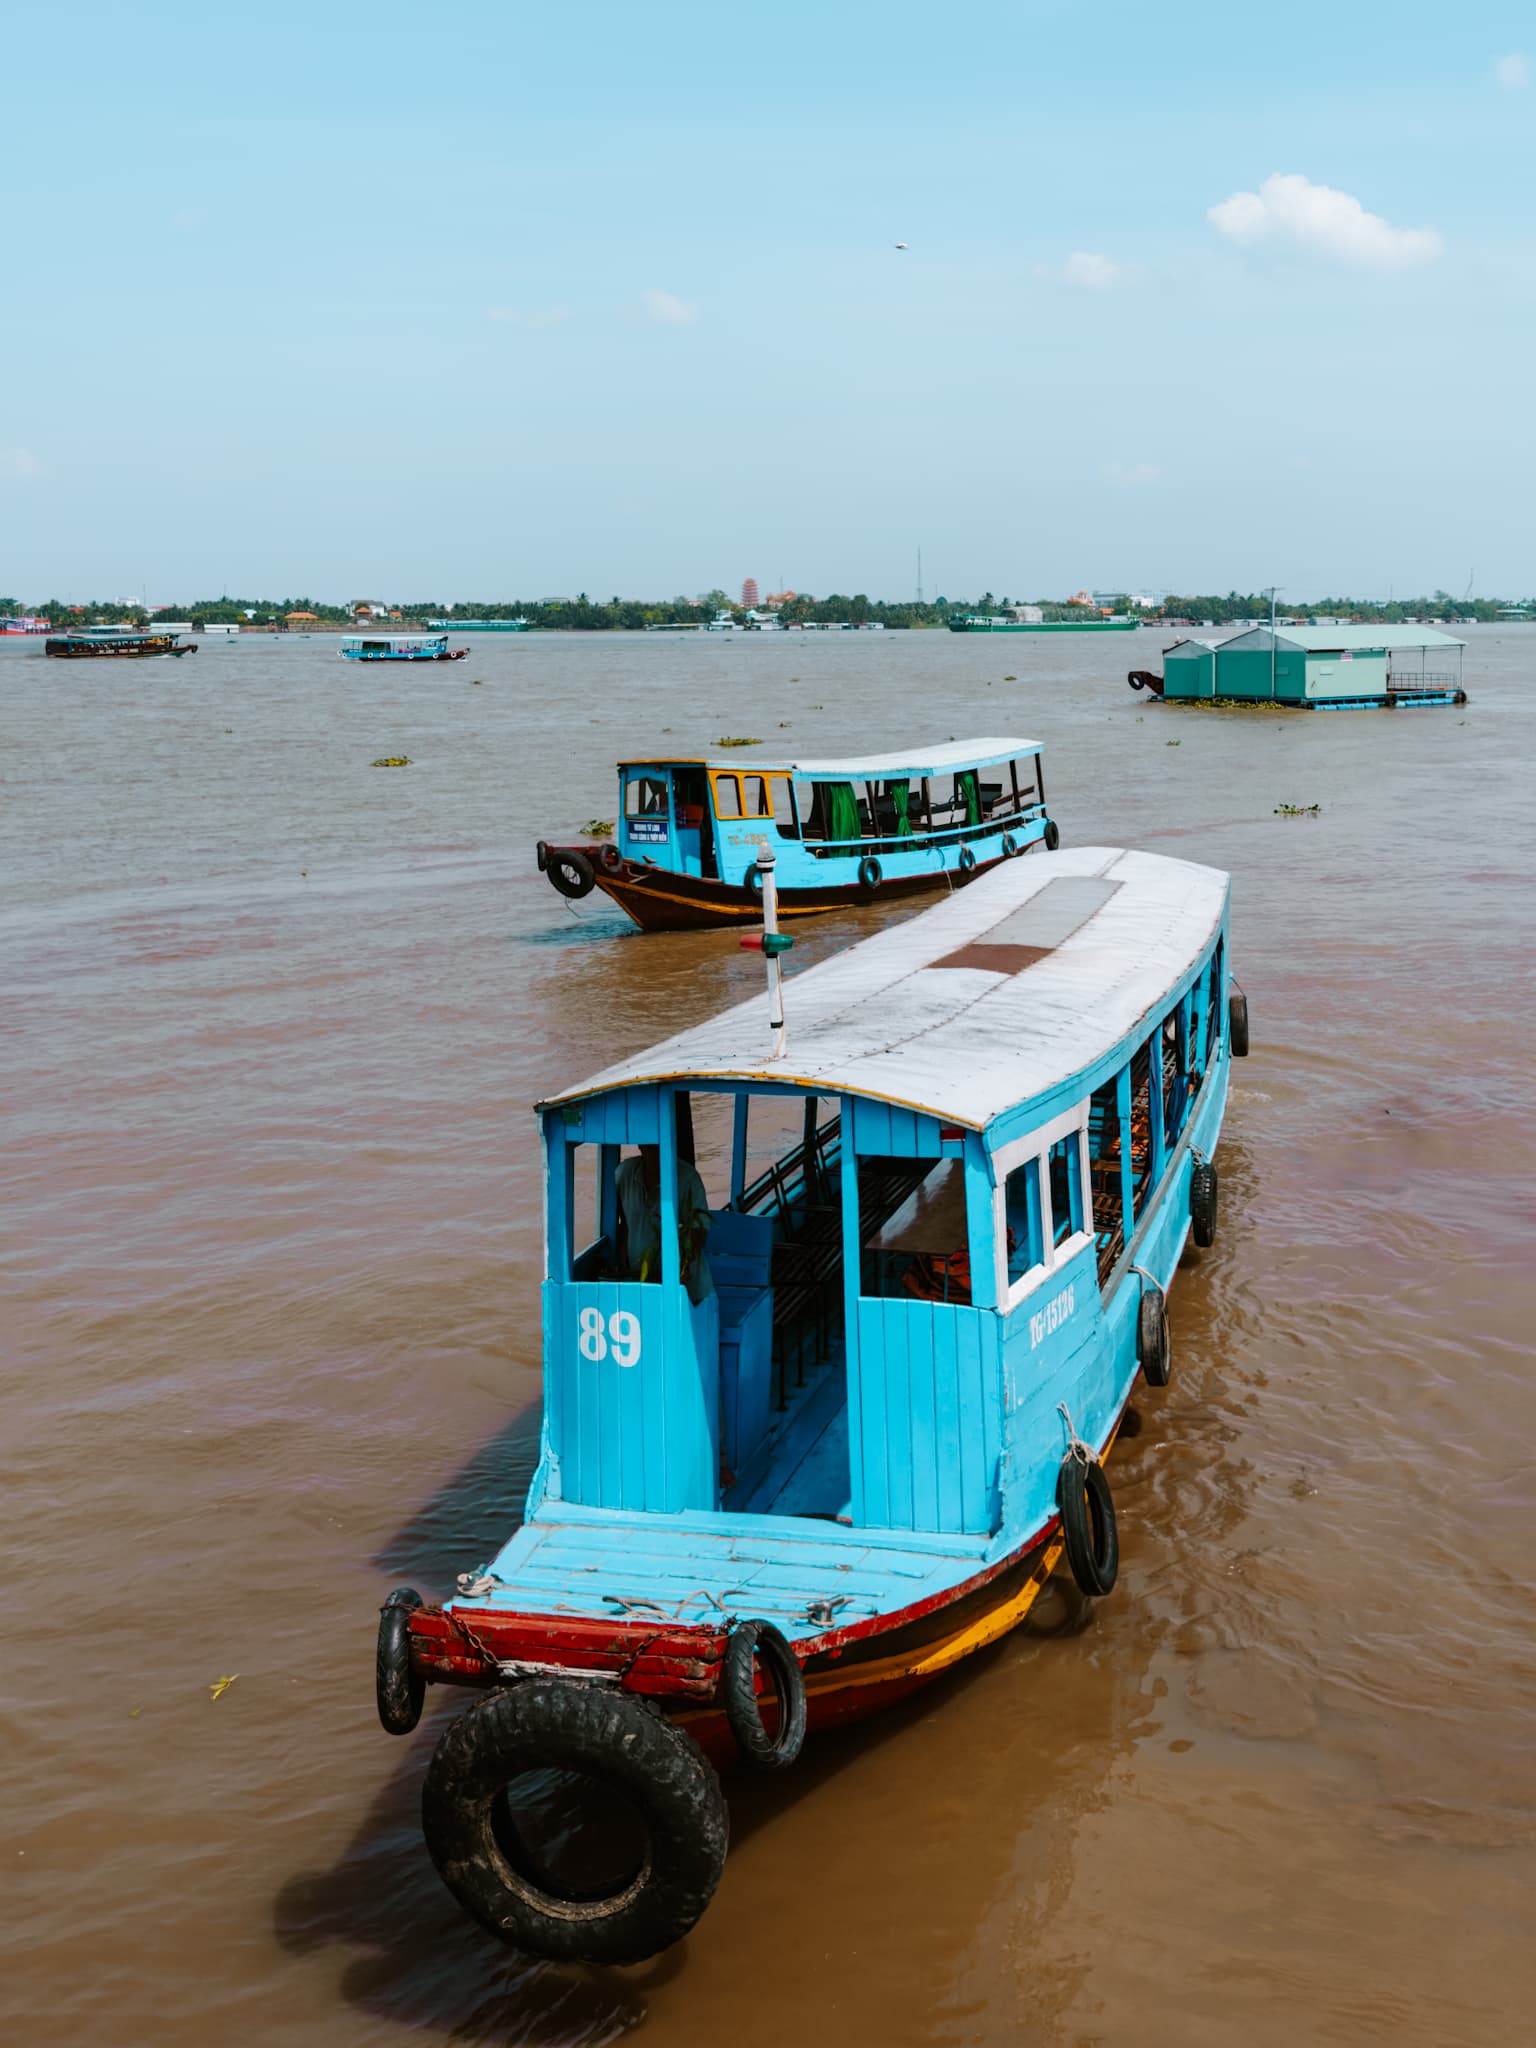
1008;605;1044;624
763;588;796;609
740;577;760;609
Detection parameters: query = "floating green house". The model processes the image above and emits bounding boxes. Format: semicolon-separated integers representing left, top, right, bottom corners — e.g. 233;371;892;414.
1132;626;1467;711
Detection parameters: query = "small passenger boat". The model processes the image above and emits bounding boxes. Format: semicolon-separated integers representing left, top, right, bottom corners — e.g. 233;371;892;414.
535;738;1059;930
44;631;195;658
340;632;467;662
377;844;1247;1962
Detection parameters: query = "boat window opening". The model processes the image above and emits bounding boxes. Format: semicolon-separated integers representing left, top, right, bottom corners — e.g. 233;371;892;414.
1010;754;1041;810
860;1156;973;1304
1162;1004;1190;1146
792;780;827;840
739;774;775;818
1005;1157;1045;1280
765;775;794;831
869;779;916;838
1047;1134;1084;1247
1088;1076;1125;1284
624;775;669;819
823;781;861;843
978;776;1010;821
567;1143;616;1282
712;773;743;820
928;771;982;833
1204;940;1225;1067
1127;1044;1154;1215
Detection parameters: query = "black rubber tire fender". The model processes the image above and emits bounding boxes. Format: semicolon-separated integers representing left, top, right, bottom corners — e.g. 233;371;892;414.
535;839;549;874
744;862;765;894
1000;832;1020;859
1056;1454;1119;1597
421;1681;729;1965
1228;988;1250;1058
1128;672;1145;690
1190;1161;1219;1248
598;842;623;873
376;1587;425;1735
857;855;883;893
547;849;596;900
1043;819;1061;852
1138;1285;1172;1389
957;844;977;875
722;1619;807;1771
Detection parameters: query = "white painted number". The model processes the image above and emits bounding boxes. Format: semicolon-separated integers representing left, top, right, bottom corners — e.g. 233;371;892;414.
1029;1282;1076;1349
577;1307;644;1369
609;1310;642;1369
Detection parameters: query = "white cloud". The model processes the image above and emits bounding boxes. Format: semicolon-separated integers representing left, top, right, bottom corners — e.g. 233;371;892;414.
486;305;570;327
0;447;44;481
1036;251;1135;289
1208;172;1442;269
641;288;697;325
1102;461;1159;487
1496;52;1529;87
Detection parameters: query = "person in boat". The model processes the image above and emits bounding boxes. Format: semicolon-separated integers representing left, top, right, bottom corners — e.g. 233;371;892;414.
616;1145;715;1301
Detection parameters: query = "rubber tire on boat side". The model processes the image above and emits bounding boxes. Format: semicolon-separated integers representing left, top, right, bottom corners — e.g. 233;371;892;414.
957;845;977;876
1138;1288;1172;1389
857;855;883;894
1228;988;1250;1058
744;863;765;894
1044;819;1061;852
722;1619;807;1771
535;840;549;874
1001;832;1020;858
547;849;596;900
1190;1162;1219;1249
1056;1456;1119;1597
421;1681;729;1965
598;842;623;872
376;1588;425;1735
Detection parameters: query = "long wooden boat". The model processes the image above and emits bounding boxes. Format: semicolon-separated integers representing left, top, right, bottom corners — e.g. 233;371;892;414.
535;738;1059;931
377;845;1248;1962
949;614;1137;632
340;632;467;662
44;631;195;659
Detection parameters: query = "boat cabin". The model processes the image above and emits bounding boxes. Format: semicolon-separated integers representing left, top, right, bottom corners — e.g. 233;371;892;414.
528;847;1232;1574
615;740;1049;889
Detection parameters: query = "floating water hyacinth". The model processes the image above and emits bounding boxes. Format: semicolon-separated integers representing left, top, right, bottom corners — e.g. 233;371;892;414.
371;756;410;768
582;819;615;837
1274;802;1321;816
716;736;762;748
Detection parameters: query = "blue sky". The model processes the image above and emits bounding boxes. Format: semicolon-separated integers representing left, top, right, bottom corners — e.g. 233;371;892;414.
3;1;1532;601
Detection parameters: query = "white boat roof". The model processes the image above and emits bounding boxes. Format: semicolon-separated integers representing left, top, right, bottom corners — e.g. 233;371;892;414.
619;737;1039;779
543;847;1229;1132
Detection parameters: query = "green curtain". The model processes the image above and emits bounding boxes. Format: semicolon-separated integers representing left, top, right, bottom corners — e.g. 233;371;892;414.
958;771;981;826
889;782;912;837
826;781;860;842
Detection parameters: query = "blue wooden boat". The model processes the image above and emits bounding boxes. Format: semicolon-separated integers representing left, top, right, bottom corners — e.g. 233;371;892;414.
535;737;1059;930
378;845;1248;1962
339;631;467;662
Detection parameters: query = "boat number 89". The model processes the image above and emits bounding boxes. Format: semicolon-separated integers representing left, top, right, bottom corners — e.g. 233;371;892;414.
578;1307;643;1368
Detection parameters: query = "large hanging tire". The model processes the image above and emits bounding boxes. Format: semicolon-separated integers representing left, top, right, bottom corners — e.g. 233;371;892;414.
547;849;596;900
422;1681;728;1965
598;842;623;873
1056;1454;1118;1597
957;844;977;876
376;1587;425;1735
722;1620;806;1771
1000;831;1021;858
1190;1161;1219;1248
857;855;883;894
1043;819;1061;851
1138;1286;1172;1389
1228;988;1250;1058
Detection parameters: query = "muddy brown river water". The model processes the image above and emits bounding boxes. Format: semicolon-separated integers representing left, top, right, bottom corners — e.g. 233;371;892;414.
4;626;1534;2045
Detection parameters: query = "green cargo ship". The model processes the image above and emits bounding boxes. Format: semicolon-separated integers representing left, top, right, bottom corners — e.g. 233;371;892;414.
948;614;1138;633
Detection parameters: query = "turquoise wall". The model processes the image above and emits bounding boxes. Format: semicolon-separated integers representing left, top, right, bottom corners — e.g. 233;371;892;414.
1214;648;1306;700
1163;648;1214;698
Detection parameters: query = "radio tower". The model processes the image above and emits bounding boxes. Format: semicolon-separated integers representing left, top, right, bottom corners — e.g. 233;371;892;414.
917;547;923;604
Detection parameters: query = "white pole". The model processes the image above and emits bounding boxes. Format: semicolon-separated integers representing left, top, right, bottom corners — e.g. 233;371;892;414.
758;851;787;1060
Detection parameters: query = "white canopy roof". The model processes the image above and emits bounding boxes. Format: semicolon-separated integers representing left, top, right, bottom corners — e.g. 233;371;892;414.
619;738;1038;779
543;847;1229;1132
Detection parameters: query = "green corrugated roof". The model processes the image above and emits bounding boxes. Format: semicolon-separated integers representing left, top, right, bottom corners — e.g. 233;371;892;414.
1220;625;1464;652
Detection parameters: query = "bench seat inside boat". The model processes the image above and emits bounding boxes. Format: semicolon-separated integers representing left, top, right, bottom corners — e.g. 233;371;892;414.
459;1505;988;1639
